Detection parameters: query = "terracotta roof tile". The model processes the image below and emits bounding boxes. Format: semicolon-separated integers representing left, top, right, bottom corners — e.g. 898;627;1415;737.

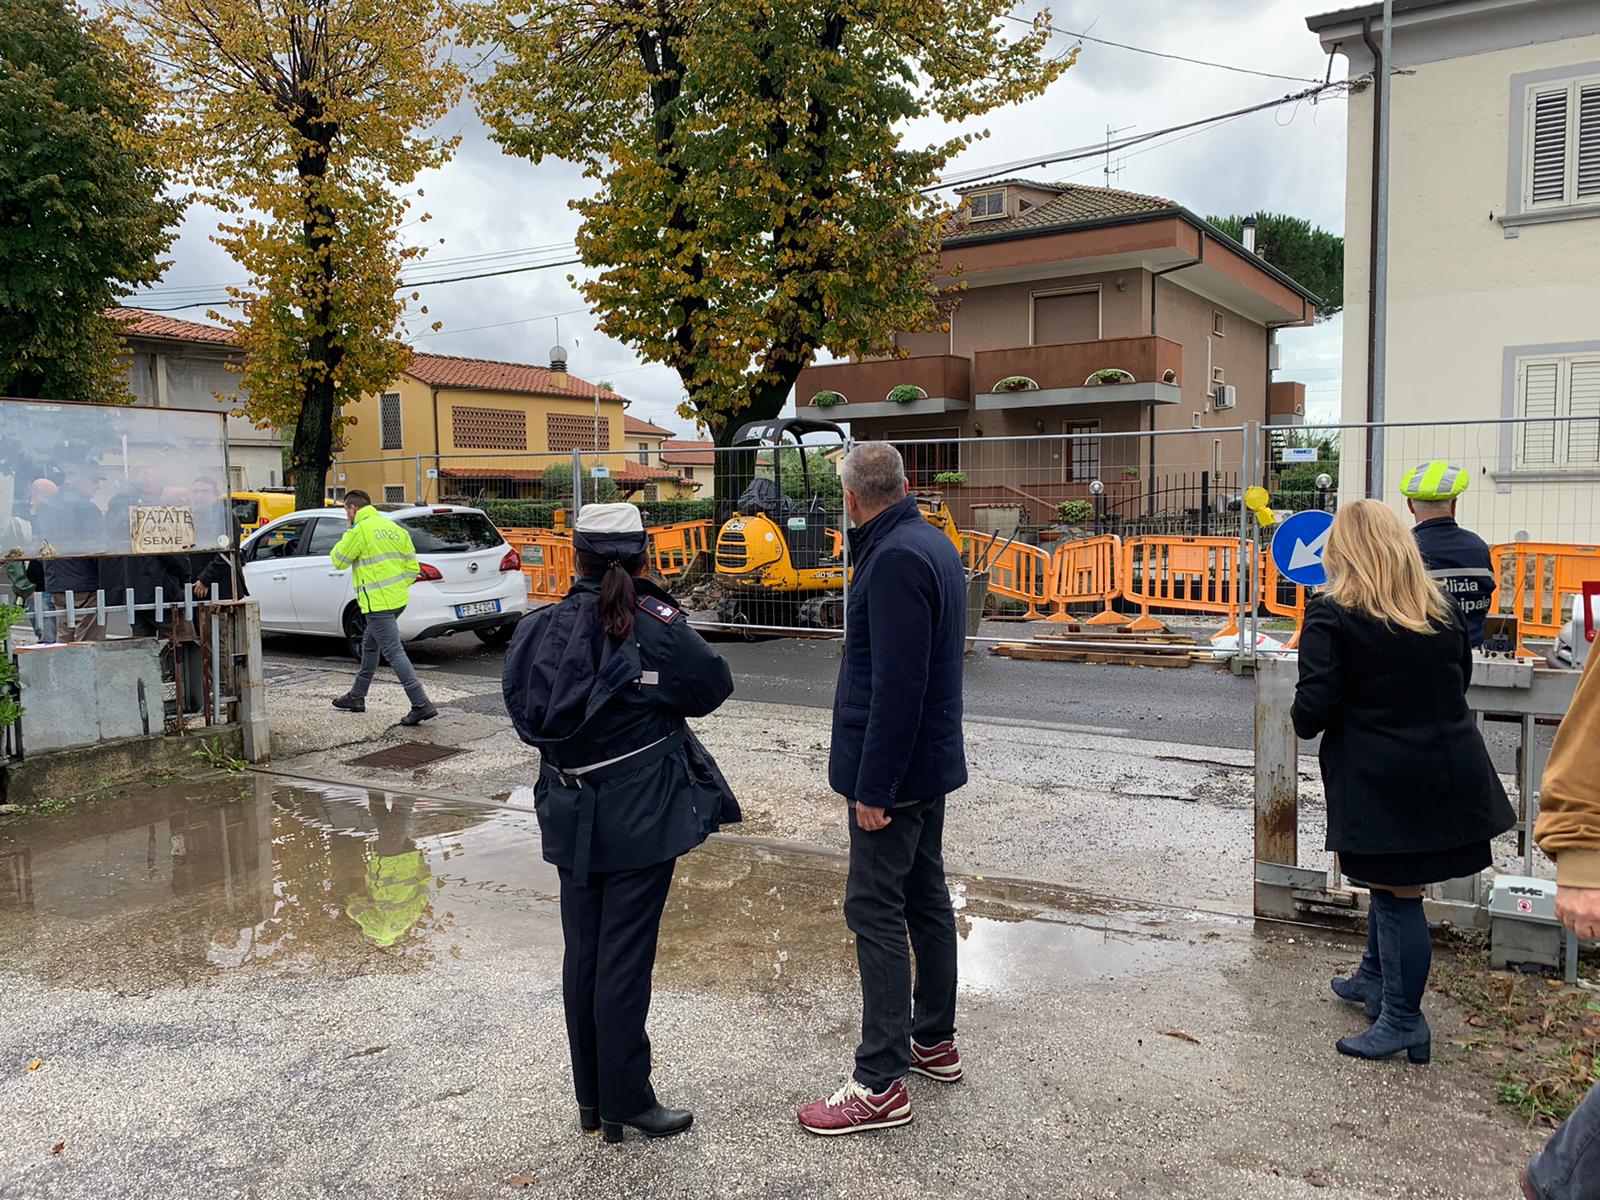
109;307;238;346
624;415;677;438
661;438;715;466
944;182;1176;245
406;352;624;401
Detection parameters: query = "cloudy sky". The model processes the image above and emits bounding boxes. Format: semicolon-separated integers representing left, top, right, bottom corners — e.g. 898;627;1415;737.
126;0;1350;437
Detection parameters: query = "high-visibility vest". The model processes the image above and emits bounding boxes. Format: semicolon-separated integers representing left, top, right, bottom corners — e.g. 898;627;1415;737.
330;506;419;614
345;849;431;948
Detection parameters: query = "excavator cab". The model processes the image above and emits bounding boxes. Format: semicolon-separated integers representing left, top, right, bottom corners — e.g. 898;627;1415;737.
712;418;961;630
714;418;848;629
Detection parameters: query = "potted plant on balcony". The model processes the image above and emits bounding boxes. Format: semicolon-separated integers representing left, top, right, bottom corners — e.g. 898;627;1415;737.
992;376;1037;392
933;470;967;487
1085;368;1135;386
887;384;927;405
811;390;845;408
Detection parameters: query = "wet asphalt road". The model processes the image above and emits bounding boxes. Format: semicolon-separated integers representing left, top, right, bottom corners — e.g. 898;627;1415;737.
260;627;1537;771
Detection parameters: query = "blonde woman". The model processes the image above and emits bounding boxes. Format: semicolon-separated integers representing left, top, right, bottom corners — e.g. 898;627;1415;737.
1292;499;1514;1064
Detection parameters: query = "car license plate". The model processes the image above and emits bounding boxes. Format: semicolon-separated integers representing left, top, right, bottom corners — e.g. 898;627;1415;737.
455;600;501;618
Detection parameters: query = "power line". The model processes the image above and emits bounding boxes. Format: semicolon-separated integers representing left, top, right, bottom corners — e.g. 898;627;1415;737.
131;239;580;301
128;256;586;313
926;80;1348;192
998;12;1324;84
407;305;591;341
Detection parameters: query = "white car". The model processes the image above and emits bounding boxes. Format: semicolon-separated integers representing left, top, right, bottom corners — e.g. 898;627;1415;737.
240;504;529;656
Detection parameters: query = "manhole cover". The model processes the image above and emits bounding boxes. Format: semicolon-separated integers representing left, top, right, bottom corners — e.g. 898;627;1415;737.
345;742;466;770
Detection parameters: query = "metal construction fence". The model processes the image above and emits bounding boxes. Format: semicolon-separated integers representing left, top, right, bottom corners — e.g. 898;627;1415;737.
323;414;1600;648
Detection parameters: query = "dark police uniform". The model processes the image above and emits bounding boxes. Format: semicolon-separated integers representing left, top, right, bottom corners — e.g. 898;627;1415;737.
1413;517;1496;648
502;573;738;1127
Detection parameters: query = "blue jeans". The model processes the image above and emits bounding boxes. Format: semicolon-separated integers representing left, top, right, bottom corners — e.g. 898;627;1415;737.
1528;1081;1600;1199
350;609;430;708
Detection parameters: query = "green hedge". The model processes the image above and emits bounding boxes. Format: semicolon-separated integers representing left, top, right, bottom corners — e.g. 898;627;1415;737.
636;498;716;525
479;497;717;532
479;500;561;529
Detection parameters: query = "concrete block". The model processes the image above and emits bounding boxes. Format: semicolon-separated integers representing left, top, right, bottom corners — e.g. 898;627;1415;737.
16;639;162;752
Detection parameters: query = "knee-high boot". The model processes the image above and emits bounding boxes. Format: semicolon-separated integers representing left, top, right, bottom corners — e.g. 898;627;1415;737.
1336;889;1431;1064
1330;914;1382;1019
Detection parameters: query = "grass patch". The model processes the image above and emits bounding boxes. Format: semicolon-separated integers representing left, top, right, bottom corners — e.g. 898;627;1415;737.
1433;943;1600;1125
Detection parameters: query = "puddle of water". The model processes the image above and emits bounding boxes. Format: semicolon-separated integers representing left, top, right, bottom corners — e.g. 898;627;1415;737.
0;774;1229;994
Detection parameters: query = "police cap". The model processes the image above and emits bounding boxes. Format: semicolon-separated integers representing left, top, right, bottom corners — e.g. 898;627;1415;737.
573;502;647;560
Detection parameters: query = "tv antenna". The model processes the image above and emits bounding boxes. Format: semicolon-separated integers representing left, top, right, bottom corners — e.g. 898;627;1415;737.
1103;123;1135;186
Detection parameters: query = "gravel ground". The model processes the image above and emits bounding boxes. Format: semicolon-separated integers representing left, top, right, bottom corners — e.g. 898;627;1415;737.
0;782;1544;1200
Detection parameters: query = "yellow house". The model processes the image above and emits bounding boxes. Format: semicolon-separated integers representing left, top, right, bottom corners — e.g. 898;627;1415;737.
624;415;703;500
334;352;686;504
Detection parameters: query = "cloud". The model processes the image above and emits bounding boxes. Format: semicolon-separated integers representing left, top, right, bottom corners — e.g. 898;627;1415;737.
128;0;1349;434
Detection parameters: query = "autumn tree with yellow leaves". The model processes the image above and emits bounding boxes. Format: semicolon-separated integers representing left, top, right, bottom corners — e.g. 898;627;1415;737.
473;1;1070;501
117;0;463;508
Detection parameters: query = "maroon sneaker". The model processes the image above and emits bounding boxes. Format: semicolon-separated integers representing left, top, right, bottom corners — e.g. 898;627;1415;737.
910;1038;963;1082
797;1077;912;1135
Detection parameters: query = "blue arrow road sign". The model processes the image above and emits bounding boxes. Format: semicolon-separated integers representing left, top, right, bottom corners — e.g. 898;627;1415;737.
1270;509;1335;588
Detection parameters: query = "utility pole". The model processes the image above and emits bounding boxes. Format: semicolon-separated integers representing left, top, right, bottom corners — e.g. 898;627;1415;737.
1369;0;1393;500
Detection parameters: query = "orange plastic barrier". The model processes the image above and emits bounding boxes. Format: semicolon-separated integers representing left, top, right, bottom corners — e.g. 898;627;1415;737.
1491;541;1600;656
1121;535;1248;639
1259;552;1306;648
962;531;1052;616
648;520;713;578
1045;535;1125;625
508;532;575;602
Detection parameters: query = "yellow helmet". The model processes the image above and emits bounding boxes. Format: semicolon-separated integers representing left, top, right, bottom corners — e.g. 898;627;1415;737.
1399;460;1469;502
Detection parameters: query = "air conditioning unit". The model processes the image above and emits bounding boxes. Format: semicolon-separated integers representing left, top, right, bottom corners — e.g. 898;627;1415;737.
1213;384;1238;410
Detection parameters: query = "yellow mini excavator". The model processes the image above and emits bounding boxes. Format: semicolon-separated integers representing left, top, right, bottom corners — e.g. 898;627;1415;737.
713;417;960;630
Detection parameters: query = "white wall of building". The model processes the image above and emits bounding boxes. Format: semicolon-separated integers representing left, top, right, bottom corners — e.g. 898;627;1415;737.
1332;17;1600;543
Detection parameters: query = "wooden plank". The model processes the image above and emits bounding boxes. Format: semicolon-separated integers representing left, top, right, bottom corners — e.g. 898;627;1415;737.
1035;630;1197;645
990;644;1194;668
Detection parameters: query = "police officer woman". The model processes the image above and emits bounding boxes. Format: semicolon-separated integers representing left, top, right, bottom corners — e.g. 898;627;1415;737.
502;504;739;1143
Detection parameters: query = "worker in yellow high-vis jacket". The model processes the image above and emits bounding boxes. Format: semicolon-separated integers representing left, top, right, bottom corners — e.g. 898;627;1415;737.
329;490;437;726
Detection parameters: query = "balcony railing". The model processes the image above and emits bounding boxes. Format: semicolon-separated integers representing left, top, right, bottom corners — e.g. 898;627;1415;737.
796;354;971;412
973;336;1183;395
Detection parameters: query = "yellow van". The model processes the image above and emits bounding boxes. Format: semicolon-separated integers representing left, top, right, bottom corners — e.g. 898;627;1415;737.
231;489;297;533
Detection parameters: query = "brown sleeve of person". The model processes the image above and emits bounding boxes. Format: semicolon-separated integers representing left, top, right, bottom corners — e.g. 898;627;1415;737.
1534;649;1600;888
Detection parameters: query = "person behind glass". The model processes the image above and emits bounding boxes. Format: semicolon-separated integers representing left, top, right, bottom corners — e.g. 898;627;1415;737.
501;503;739;1144
37;461;107;642
1293;499;1515;1065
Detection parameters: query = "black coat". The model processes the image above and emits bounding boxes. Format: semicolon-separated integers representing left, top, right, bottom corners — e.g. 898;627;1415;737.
1292;596;1515;856
829;494;968;808
36;487;104;594
503;575;739;880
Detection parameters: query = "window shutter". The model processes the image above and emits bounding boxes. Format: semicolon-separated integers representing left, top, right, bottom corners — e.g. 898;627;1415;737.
1566;358;1600;466
1577;83;1600;201
1528;87;1570;206
1519;360;1560;465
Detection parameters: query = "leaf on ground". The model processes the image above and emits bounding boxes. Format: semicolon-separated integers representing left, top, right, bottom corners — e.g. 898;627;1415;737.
1466;1015;1490;1027
1159;1029;1201;1045
506;1175;537;1188
26;1060;42;1072
1305;1171;1331;1188
51;1142;64;1156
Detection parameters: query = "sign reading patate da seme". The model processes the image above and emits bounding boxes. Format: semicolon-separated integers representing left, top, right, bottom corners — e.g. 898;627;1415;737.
129;506;198;553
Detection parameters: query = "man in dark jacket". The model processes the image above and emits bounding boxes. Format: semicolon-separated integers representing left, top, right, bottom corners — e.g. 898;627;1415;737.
1401;460;1495;647
798;441;968;1137
37;461;107;642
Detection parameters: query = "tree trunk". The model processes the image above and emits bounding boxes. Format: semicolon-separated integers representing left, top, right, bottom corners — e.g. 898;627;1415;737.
289;111;343;512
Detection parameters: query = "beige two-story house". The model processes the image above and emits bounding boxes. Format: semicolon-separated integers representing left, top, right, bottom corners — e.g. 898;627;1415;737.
794;182;1318;525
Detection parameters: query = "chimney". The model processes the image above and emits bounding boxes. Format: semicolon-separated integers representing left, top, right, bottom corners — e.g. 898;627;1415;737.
1241;216;1257;254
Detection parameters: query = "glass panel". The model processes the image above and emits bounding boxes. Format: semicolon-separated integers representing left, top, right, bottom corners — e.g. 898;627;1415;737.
0;399;230;559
